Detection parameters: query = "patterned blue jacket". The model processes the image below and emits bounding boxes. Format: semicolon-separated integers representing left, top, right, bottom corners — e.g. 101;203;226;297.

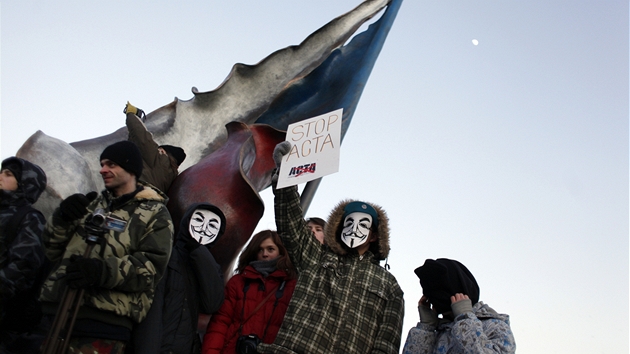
402;301;516;354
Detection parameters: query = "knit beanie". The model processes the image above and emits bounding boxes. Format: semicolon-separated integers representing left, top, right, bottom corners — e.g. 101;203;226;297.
159;145;186;166
414;258;480;314
100;141;143;178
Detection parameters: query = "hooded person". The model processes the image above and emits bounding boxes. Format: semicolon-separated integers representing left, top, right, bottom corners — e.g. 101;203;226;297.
256;141;405;354
402;258;516;354
129;202;226;354
0;157;48;353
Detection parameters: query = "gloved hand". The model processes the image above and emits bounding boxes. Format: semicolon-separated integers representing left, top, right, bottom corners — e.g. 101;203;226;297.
418;295;438;327
271;141;292;184
59;192;98;222
273;141;292;169
185;235;202;252
65;255;105;289
450;293;473;318
123;101;145;120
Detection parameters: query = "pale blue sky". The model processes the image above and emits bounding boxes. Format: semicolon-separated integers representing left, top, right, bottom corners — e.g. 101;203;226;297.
2;1;628;352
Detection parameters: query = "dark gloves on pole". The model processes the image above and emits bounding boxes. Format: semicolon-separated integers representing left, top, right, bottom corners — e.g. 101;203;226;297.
65;255;105;289
59;192;98;222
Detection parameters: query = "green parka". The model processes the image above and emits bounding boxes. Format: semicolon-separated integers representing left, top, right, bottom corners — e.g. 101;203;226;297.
40;182;174;329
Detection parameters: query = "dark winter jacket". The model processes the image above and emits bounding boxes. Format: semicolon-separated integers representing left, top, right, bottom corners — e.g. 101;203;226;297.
127;113;179;194
258;185;405;354
203;265;297;354
40;181;174;329
0;157;47;314
131;203;225;354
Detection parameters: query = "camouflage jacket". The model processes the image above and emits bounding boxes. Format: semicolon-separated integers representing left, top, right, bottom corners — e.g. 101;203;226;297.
258;185;404;354
40;182;174;327
0;158;47;305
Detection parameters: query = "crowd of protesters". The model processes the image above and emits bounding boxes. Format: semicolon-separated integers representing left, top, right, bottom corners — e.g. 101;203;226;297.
0;104;515;354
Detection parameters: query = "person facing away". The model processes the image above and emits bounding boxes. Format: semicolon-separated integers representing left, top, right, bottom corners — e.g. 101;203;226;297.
39;140;174;353
0;157;48;353
202;230;297;354
305;217;325;245
124;101;186;194
402;258;516;354
256;142;405;354
129;202;226;354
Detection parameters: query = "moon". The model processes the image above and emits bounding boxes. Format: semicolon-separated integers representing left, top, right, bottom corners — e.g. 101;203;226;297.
472;39;479;46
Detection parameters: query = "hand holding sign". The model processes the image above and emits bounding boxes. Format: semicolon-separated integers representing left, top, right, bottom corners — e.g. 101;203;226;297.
276;108;343;188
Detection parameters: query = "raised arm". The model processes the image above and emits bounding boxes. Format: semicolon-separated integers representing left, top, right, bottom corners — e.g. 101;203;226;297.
271;142;322;272
126;112;160;167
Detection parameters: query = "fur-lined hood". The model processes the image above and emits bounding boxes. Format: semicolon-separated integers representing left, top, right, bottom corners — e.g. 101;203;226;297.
324;199;390;261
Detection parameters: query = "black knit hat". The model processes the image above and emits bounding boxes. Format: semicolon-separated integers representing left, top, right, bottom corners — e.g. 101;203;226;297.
159;145;186;166
414;258;480;314
100;141;143;178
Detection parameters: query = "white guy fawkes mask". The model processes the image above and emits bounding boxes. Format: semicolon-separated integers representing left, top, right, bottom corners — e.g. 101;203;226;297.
189;208;221;245
341;212;372;249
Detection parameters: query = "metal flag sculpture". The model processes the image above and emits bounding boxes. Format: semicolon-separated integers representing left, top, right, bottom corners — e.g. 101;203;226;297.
16;0;402;274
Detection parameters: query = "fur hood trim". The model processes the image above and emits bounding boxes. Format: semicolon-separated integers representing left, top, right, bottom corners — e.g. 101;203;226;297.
324;199;390;260
135;181;168;202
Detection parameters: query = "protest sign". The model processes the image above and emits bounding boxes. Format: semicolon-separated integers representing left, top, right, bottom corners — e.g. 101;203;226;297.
276;108;342;188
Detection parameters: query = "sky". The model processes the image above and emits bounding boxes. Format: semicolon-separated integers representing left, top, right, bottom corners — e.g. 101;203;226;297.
1;1;628;353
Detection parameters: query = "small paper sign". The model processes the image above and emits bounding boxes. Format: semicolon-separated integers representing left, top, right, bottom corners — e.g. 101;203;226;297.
276;108;343;188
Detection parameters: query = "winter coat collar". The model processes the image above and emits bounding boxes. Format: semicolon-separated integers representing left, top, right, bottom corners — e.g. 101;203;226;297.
101;181;167;210
241;265;290;282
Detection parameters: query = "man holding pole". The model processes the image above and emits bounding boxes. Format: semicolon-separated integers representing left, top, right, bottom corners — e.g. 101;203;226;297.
39;141;174;353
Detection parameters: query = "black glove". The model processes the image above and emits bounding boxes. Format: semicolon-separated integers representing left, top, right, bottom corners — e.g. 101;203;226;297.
185;235;202;252
65;255;104;289
59;192;98;222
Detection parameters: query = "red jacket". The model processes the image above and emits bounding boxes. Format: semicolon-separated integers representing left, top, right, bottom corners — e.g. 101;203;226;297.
202;265;296;353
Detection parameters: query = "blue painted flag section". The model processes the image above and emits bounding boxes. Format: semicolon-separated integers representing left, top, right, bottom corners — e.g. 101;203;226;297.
255;0;403;142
